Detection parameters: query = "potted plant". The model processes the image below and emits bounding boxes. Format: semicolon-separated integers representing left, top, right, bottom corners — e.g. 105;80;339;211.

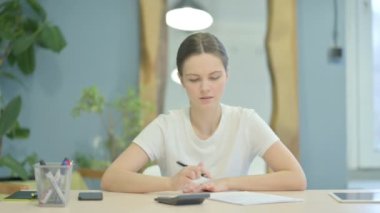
0;0;66;189
71;86;152;179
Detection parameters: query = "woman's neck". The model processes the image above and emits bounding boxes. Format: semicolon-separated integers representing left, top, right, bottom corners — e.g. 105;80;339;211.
189;104;222;140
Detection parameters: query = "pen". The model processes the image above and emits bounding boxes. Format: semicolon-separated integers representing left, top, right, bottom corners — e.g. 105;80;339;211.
39;160;66;204
59;158;71;194
176;161;206;177
42;158;72;204
60;157;72;175
176;161;188;167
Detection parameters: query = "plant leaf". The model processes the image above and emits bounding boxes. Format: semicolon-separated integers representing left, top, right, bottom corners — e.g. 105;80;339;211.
0;155;29;180
38;24;66;52
12;34;36;55
26;0;47;20
7;52;16;65
15;45;35;74
22;152;38;166
71;86;105;117
0;96;21;137
0;70;17;79
0;70;24;86
23;18;39;34
0;0;20;11
21;152;38;176
6;122;30;139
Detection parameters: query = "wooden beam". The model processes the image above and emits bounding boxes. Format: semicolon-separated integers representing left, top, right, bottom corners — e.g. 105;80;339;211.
266;0;300;159
139;0;167;125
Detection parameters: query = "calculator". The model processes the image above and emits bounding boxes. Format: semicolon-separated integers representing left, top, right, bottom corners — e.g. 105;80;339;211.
154;193;210;205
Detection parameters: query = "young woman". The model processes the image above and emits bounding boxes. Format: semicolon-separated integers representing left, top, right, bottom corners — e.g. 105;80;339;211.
101;32;307;193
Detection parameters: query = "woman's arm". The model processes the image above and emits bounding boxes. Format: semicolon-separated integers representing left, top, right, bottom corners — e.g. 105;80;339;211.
225;141;306;191
101;143;171;193
101;143;209;193
186;141;307;192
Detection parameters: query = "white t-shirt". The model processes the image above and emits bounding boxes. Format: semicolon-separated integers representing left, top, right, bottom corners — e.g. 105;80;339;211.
133;104;279;179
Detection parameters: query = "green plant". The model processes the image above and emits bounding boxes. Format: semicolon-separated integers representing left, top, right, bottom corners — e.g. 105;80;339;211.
0;95;35;180
0;0;66;180
72;86;152;170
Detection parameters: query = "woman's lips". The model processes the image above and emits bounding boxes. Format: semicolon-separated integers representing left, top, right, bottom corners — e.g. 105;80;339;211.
199;96;213;103
200;96;212;100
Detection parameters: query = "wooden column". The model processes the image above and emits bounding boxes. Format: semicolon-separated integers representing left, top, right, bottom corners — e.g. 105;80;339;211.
266;0;300;159
139;0;167;125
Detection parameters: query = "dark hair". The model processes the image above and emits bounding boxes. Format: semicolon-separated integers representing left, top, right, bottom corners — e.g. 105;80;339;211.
176;32;228;76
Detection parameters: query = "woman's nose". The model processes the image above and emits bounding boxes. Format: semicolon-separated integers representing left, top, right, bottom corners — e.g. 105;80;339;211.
200;80;210;92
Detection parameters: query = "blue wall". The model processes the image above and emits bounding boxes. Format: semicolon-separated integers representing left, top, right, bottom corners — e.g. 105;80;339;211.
1;0;349;189
0;0;140;176
297;0;347;188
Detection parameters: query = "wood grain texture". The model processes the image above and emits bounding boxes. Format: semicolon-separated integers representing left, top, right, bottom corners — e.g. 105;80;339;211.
266;0;300;159
139;0;167;125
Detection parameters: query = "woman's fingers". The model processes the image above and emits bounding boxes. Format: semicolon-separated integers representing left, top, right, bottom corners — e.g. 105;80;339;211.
182;182;203;193
181;177;229;193
197;162;212;178
184;169;197;179
184;165;206;179
176;162;212;191
201;179;228;192
183;182;216;193
198;182;214;192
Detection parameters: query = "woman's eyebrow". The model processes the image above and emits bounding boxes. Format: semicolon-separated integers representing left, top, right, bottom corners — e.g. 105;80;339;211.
184;71;222;77
209;71;222;75
184;73;200;77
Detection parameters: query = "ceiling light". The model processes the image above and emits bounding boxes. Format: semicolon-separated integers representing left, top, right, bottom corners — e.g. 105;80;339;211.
170;68;181;85
166;0;213;31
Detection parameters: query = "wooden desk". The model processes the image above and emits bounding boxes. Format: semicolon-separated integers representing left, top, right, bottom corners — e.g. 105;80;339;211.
1;190;380;213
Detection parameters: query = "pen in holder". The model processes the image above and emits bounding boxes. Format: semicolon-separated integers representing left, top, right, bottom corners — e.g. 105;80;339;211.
34;160;73;207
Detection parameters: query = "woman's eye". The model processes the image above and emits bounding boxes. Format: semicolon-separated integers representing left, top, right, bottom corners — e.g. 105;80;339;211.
188;79;199;82
210;75;220;80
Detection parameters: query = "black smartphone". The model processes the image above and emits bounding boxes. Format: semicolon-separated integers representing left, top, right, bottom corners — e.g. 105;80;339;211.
4;190;38;200
154;193;210;205
78;192;103;201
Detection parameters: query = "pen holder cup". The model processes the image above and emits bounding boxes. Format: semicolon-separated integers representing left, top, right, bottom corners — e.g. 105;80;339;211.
34;163;73;207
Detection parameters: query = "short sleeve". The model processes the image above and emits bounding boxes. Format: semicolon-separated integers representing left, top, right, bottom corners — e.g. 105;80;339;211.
245;110;279;157
133;116;165;162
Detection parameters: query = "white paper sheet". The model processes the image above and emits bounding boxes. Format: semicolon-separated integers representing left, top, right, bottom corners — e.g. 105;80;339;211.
209;191;304;205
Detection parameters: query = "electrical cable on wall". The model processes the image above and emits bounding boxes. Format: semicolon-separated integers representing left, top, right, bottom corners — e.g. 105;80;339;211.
329;0;343;61
333;0;338;47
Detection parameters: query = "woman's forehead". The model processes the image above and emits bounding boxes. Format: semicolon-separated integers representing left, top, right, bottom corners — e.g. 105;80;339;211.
182;53;225;74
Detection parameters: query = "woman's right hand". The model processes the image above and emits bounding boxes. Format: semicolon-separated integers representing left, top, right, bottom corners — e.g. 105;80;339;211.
170;162;211;190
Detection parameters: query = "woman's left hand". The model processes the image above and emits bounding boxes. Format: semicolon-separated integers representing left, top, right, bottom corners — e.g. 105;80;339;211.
182;179;228;193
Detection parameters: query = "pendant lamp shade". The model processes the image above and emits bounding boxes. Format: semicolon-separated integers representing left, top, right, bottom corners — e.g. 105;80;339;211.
166;0;213;31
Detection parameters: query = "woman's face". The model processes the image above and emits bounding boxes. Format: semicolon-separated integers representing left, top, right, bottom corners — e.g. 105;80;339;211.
180;53;228;110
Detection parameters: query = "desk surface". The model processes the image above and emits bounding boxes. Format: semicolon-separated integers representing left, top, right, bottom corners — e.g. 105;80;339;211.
1;190;380;213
